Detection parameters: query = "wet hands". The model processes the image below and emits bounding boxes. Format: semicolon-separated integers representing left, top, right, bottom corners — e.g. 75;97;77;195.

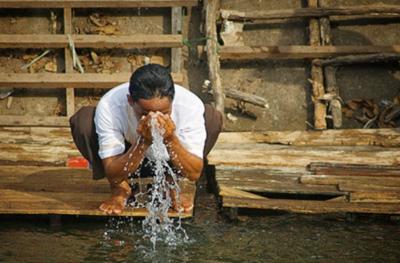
136;111;175;145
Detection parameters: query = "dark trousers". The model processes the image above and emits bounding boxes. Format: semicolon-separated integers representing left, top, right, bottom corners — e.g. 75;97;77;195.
69;105;223;180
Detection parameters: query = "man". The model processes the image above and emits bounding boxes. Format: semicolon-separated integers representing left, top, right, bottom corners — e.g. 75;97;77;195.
70;64;222;215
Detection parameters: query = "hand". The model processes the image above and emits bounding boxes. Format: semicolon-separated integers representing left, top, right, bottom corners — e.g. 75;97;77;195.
155;113;176;142
136;114;152;145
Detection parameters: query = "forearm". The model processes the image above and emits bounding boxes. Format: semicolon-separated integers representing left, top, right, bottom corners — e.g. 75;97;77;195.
165;134;203;181
103;138;150;184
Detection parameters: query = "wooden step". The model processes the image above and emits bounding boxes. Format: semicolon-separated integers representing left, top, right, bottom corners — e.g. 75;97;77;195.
0;165;195;217
219;45;400;60
0;72;183;89
0;34;182;49
0;0;198;8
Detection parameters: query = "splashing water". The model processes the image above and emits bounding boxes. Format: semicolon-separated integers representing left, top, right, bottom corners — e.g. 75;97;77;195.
122;115;188;251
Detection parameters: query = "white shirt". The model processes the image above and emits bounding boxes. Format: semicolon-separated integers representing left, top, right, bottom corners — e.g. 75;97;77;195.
94;82;206;160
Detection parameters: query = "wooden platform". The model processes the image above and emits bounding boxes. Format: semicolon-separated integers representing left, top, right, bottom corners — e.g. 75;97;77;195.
208;129;400;216
0;165;196;217
0;127;196;217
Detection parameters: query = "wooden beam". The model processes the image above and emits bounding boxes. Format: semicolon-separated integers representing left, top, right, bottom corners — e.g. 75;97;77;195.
0;34;183;49
350;191;400;203
205;0;225;114
313;53;400;67
220;6;400;21
300;174;400;187
0;72;183;88
171;7;183;74
308;162;400;177
215;129;400;147
221;196;400;214
308;0;326;130
0;116;70;127
64;8;75;117
225;89;268;108
0;127;73;145
208;144;400;167
0;0;198;8
219;45;400;60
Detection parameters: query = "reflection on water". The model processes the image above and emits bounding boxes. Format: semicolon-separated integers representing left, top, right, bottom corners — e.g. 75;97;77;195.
0;184;399;263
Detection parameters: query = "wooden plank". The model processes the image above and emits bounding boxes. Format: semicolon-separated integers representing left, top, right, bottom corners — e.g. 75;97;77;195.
171;7;182;74
300;174;400;187
218;185;267;200
219;45;400;60
314;53;400;67
0;72;183;88
339;182;400;193
0;127;73;145
0;34;183;49
205;0;224;114
0;0;198;8
308;162;400;177
215;129;400;147
221;196;400;214
350;191;400;203
208;144;400;167
64;8;75;117
0;116;70;127
218;181;342;195
220;6;400;21
308;0;326;130
225;89;268;108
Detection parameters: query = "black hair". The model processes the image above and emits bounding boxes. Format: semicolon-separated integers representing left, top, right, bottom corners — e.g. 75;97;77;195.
128;64;175;102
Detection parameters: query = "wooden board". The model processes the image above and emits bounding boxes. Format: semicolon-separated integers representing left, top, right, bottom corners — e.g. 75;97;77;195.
0;72;183;88
208;143;400;167
308;162;400;177
0;166;195;217
220;6;400;21
221;196;400;214
0;34;183;49
300;174;400;187
216;129;400;147
0;0;198;8
219;45;400;60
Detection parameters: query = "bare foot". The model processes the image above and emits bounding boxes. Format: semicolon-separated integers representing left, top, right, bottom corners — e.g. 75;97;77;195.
99;180;131;215
170;190;193;213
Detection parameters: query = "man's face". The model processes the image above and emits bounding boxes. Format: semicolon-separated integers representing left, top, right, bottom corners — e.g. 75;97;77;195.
128;95;172;120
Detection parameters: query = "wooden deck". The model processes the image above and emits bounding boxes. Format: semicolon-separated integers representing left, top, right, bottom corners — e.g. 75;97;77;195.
0;165;195;217
208;129;400;217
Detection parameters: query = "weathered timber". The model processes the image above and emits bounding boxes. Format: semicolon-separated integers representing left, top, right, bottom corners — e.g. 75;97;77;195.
308;0;327;130
0;166;195;217
218;181;342;195
0;127;73;145
308;162;400;177
339;182;400;193
64;8;75;117
215;129;400;147
220;6;400;21
221;196;400;214
324;66;342;128
0;143;79;166
171;7;183;74
219;185;267;200
0;72;183;89
0;34;183;49
205;0;224;114
313;53;400;66
225;89;268;108
208;144;400;167
300;174;400;187
219;45;400;60
0;0;198;8
350;191;400;203
0;116;70;127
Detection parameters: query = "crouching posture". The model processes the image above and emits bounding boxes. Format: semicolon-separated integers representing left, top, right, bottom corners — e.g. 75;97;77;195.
70;64;222;215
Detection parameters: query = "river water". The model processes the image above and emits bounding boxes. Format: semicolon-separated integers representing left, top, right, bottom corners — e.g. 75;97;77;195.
0;182;399;263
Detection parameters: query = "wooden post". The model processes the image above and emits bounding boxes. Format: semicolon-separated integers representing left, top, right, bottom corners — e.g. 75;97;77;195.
205;0;225;115
308;0;326;130
64;8;75;117
171;7;182;74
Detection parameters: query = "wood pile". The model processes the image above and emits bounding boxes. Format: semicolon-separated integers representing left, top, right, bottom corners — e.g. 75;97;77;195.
208;129;400;218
